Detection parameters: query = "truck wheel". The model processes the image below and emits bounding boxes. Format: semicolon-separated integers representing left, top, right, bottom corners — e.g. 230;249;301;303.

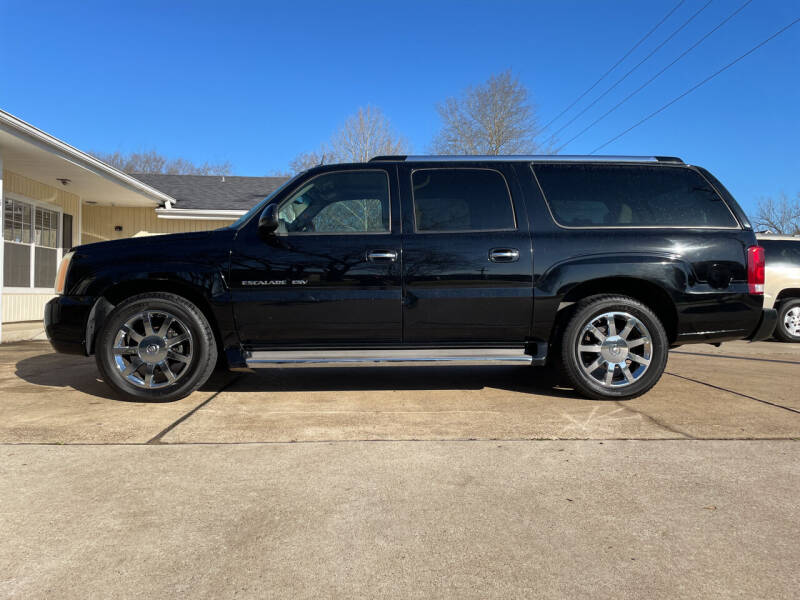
774;299;800;343
95;292;218;402
560;295;668;400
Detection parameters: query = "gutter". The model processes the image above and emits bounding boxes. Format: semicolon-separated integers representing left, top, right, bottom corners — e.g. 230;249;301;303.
155;207;246;221
0;109;177;207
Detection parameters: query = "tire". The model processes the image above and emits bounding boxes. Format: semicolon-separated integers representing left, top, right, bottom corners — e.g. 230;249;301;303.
95;292;218;402
773;298;800;343
559;295;669;400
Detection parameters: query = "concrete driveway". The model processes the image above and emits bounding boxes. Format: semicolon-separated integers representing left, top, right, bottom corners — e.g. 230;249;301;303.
1;340;798;598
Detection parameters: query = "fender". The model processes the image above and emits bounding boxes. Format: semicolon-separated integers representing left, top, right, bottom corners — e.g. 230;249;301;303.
76;263;236;356
531;252;690;342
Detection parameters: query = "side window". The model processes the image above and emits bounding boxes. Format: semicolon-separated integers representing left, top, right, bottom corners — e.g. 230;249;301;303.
277;171;390;234
412;169;515;232
534;164;739;228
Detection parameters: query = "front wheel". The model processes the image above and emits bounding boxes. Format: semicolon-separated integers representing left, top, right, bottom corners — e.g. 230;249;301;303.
774;299;800;343
95;292;218;401
559;295;669;400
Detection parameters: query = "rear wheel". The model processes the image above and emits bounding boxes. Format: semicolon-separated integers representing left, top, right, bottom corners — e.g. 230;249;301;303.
560;295;669;400
95;292;217;401
774;299;800;343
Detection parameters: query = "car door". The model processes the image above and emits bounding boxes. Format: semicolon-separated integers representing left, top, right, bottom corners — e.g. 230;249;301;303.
399;164;533;344
229;166;402;347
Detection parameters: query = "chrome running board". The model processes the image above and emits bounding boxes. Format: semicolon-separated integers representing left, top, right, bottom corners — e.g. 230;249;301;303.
245;348;533;368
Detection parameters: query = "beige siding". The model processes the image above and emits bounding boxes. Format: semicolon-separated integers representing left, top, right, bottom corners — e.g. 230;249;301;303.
2;293;54;323
81;206;232;244
3;170;81;323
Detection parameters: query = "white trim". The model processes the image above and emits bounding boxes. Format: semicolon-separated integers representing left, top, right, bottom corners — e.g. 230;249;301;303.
77;198;82;246
155;207;245;221
0;109;176;207
0;158;4;342
3;287;60;294
4;190;62;213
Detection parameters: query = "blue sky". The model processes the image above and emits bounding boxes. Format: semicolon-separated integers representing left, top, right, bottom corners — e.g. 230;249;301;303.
1;0;797;216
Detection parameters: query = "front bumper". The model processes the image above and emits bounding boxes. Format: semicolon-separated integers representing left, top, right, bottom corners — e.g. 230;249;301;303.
746;308;778;342
44;295;95;355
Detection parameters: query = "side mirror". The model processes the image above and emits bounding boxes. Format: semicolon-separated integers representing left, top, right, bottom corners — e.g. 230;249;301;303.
258;204;280;237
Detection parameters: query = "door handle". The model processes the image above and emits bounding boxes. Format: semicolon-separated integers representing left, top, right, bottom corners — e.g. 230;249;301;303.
488;248;520;263
366;250;398;262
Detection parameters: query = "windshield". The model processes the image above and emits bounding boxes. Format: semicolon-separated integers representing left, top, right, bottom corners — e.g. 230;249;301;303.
228;173;303;229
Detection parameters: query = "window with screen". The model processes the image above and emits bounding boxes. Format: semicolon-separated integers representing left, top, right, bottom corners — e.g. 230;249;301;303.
4;197;32;244
534;164;739;228
3;197;62;288
412;169;515;232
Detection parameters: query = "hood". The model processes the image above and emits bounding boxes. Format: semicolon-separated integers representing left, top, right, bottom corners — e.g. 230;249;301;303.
63;227;238;296
73;229;220;254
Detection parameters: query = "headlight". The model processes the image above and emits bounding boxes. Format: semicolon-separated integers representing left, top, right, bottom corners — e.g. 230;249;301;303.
54;251;74;295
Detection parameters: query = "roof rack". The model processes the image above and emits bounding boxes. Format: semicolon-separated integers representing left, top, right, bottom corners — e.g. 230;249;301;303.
369;155;684;164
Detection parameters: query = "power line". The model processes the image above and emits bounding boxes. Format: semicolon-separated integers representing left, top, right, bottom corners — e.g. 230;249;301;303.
589;16;800;154
546;0;714;145
555;0;753;153
536;0;686;136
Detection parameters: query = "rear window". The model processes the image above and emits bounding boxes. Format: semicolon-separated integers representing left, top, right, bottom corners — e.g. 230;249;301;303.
412;169;516;232
533;164;739;228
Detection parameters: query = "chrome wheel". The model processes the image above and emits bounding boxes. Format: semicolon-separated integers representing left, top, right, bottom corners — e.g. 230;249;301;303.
576;311;653;388
783;306;800;338
112;311;193;389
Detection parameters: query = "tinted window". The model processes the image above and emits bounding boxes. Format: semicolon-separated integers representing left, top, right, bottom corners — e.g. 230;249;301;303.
762;240;800;266
534;164;739;228
412;169;515;232
277;171;390;234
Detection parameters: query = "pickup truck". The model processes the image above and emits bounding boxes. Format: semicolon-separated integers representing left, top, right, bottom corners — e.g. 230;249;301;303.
758;234;800;342
45;155;776;401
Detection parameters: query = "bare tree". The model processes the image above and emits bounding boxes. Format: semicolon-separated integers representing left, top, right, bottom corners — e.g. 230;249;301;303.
329;106;408;163
91;150;232;175
755;193;800;235
288;106;408;173
431;70;547;155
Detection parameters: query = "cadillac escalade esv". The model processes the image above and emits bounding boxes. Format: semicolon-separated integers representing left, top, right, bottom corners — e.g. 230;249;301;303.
45;155;777;401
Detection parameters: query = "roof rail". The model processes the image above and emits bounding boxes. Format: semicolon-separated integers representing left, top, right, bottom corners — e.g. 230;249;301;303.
369;154;684;164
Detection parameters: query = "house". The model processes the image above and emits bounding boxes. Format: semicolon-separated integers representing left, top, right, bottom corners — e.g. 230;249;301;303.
0;108;288;342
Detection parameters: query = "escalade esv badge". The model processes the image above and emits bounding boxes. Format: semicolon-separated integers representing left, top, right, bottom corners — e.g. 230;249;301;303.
242;280;308;286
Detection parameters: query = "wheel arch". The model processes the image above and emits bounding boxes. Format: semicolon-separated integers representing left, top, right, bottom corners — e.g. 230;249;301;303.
559;277;679;343
86;278;223;356
776;288;800;303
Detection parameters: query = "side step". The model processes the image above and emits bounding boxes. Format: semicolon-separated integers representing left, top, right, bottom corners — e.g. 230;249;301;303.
245;348;534;368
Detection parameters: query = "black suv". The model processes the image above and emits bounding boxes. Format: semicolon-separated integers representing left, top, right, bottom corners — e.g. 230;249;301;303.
45;155;776;401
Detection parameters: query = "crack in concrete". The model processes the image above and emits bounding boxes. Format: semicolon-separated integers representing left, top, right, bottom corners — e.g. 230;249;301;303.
671;350;800;365
146;375;242;444
665;372;800;416
613;400;695;439
2;437;798;446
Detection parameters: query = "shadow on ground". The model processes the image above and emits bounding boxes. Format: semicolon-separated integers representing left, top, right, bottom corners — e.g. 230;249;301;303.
14;348;581;402
227;364;579;399
13;351;231;402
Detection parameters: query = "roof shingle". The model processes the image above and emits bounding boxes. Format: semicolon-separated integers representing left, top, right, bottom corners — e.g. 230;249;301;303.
131;173;290;210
